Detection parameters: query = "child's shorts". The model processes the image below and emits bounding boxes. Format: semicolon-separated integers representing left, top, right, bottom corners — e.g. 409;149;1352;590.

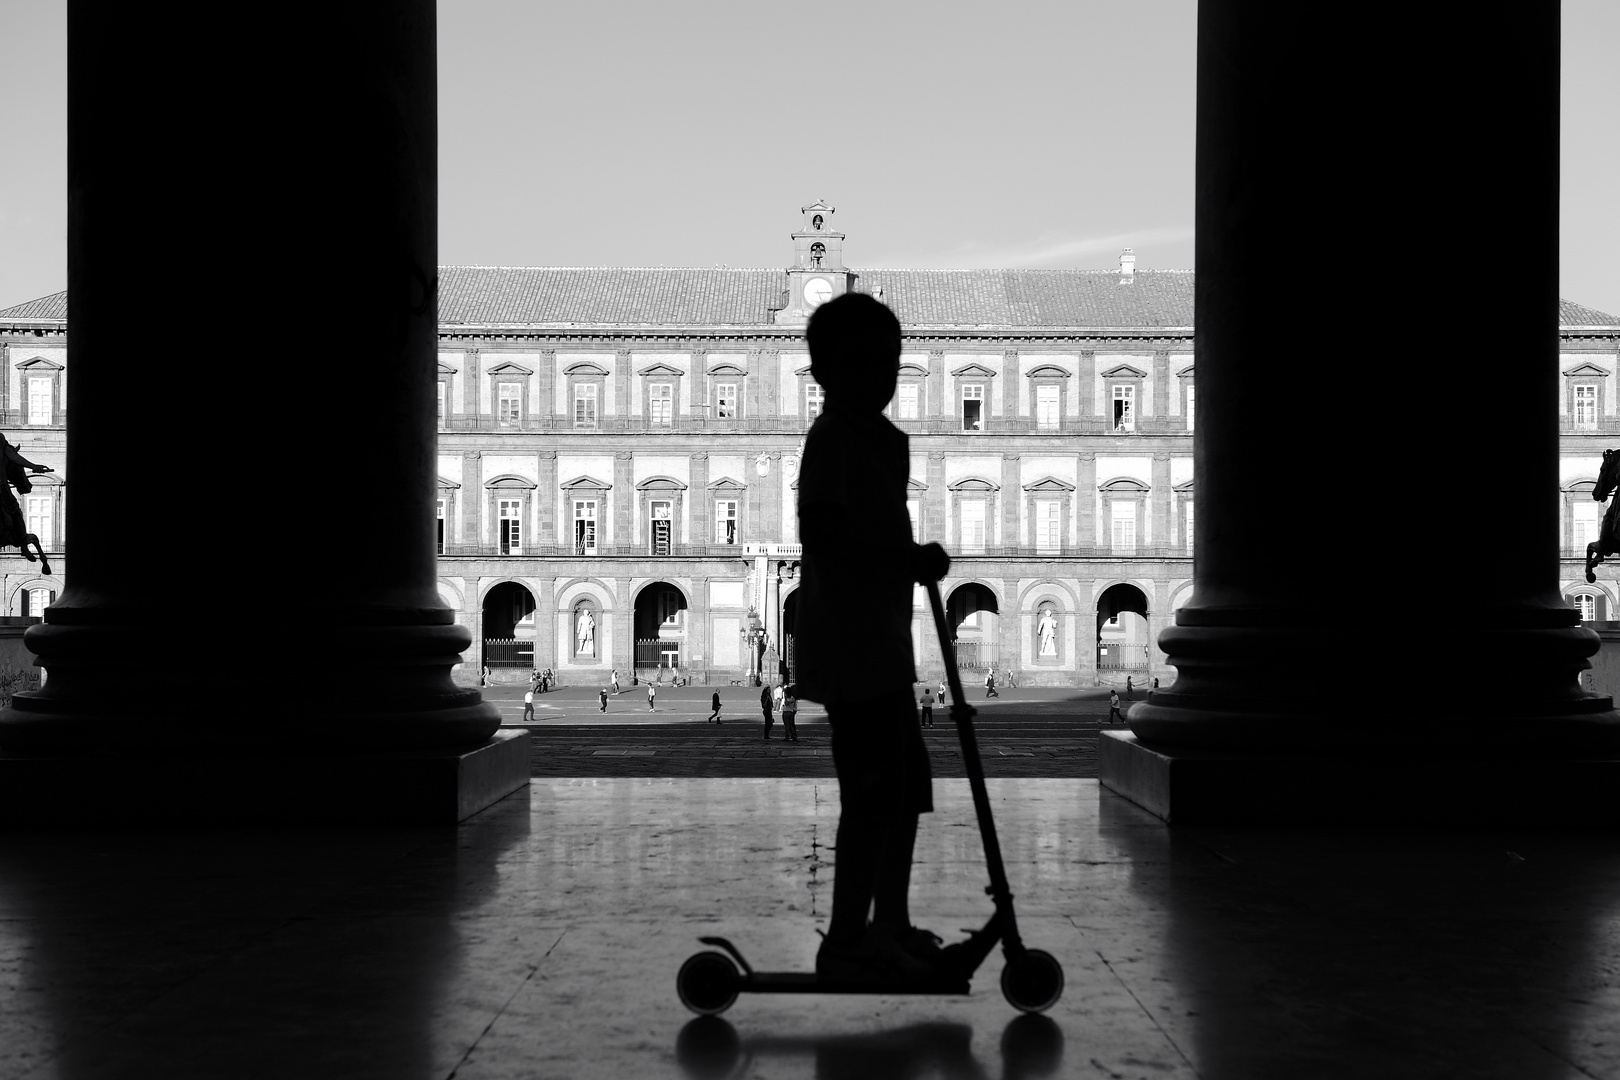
828;687;933;817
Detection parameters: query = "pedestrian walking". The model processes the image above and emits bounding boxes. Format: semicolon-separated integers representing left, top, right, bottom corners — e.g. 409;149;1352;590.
648;682;656;711
1107;689;1125;723
1125;675;1134;701
598;687;609;712
782;686;799;742
709;691;723;724
919;686;934;728
522;688;535;722
612;668;621;693
985;669;999;698
480;665;489;688
761;681;775;740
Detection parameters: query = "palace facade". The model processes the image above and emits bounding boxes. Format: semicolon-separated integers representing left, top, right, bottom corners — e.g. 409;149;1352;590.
4;203;1620;686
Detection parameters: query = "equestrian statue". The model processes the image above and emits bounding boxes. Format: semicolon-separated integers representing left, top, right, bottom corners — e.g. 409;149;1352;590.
1585;448;1620;584
0;433;53;576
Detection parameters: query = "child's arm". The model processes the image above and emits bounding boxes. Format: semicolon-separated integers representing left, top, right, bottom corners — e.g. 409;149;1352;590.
801;501;949;582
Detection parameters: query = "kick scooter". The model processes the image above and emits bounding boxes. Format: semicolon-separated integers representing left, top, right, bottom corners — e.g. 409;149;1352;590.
676;580;1065;1015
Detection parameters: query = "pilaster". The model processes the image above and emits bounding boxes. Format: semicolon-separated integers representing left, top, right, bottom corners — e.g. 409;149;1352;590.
1151;452;1172;549
613;451;634;549
690;453;710;545
536;450;557;545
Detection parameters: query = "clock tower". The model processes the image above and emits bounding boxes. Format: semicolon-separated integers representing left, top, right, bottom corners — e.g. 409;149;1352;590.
775;200;852;325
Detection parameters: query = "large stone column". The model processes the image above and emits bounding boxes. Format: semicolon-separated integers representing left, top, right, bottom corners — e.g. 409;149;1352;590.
1127;2;1620;760
0;2;504;765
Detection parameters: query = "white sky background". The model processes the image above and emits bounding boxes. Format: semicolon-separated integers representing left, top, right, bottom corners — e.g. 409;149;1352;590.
0;1;1616;314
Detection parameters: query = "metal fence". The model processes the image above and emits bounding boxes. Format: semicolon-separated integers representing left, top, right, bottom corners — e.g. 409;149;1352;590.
483;638;535;668
952;640;993;670
1097;643;1149;671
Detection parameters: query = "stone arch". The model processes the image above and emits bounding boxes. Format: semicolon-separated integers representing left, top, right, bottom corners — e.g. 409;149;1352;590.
1565;582;1615;623
1095;581;1151;680
9;579;56;618
945;579;1001;672
481;580;538;674
632;579;691;675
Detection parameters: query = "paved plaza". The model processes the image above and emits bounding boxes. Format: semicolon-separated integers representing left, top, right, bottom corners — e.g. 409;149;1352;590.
485;683;1134;778
3;777;1618;1079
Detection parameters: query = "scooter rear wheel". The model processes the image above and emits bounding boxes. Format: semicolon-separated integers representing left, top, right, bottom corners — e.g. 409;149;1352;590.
677;951;741;1015
1001;949;1064;1013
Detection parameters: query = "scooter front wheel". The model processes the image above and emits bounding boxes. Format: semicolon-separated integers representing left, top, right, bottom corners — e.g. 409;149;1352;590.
677;950;741;1015
1001;949;1064;1013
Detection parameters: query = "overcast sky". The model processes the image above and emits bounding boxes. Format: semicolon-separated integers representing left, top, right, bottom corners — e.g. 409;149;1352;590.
2;1;1617;314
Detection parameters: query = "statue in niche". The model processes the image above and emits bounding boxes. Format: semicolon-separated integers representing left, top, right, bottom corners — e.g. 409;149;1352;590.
1587;449;1620;583
0;433;53;575
1037;605;1058;657
575;605;596;657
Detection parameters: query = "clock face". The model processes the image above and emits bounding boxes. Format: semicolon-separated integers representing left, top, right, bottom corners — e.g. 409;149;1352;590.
803;277;834;307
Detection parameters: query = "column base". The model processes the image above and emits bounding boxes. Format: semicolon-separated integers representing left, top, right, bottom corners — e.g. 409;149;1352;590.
1100;729;1620;826
0;729;530;827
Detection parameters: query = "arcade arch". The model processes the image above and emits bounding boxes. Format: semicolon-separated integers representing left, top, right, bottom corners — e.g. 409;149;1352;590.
946;581;1000;671
1096;581;1150;675
634;580;690;676
482;581;536;671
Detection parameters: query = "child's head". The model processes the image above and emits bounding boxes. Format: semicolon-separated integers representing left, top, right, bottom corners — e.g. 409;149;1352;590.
806;292;902;412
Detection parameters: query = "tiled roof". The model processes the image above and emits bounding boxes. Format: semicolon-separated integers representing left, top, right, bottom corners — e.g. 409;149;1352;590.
0;292;67;320
5;276;1618;329
1560;299;1620;326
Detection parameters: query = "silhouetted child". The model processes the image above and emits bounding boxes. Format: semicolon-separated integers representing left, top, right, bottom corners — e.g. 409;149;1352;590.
795;292;952;985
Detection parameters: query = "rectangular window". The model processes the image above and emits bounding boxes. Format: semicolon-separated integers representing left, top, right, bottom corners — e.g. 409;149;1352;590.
1036;385;1059;430
1035;499;1060;551
1111;500;1137;553
649;383;673;424
1112;385;1135;431
24;495;50;551
1185;384;1196;431
498;499;523;555
960;499;986;552
1184;500;1195;552
438;382;447;421
906;498;920;541
1575;501;1603;551
27;377;50;425
650;500;672;555
805;383;825;422
25;587;51;617
436;498;445;555
962;385;984;431
573;500;598;555
898;384;919;420
715;499;739;545
658;589;682;626
1577;594;1596;622
574;384;598;428
1576;385;1598;429
497;382;521;422
716;383;737;419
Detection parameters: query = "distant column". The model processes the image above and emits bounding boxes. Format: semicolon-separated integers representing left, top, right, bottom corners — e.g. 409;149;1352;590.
690;453;710;546
536;451;557;546
1150;452;1171;550
1130;0;1620;754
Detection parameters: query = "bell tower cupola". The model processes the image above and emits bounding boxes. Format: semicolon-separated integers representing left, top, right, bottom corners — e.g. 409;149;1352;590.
776;200;853;325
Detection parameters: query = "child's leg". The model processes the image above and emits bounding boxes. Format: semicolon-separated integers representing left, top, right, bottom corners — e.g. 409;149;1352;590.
871;813;919;929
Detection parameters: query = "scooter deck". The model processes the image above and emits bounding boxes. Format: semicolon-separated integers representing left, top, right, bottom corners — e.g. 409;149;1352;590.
739;972;972;995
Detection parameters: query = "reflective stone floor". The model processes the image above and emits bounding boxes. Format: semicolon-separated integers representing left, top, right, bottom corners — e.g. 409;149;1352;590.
2;779;1619;1079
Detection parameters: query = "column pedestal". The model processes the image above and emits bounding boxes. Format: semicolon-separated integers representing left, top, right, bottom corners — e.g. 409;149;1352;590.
1100;730;1620;827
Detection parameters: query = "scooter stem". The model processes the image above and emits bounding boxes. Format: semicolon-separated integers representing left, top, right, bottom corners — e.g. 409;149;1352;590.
925;579;1024;956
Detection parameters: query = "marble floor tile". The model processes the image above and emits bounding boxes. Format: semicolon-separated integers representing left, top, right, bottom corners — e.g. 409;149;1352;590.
0;779;1616;1079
